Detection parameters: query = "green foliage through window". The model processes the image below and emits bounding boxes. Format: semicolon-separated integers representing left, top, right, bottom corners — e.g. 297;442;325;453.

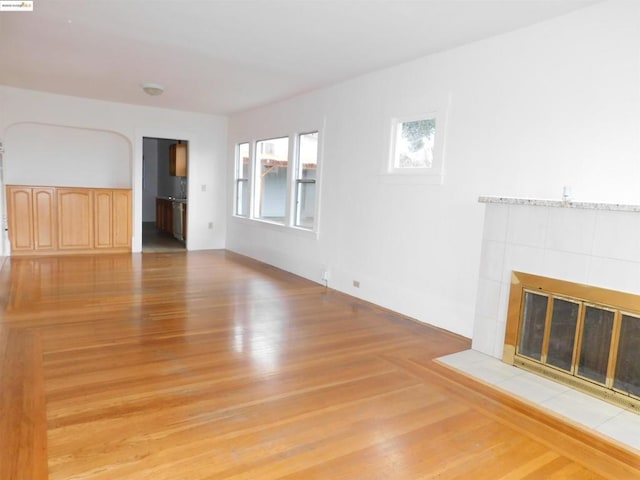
402;119;435;152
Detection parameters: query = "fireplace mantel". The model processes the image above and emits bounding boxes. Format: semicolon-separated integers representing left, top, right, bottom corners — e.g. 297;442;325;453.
479;195;640;213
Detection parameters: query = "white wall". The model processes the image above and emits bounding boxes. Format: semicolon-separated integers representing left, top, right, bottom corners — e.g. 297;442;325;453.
227;1;640;338
0;86;227;254
6;123;131;188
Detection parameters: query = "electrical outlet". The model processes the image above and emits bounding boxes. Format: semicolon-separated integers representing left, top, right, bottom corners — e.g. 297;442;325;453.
353;280;360;288
208;222;213;229
201;184;207;192
321;270;329;281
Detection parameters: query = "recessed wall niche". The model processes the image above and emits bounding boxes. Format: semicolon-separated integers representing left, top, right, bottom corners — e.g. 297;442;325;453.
5;122;131;188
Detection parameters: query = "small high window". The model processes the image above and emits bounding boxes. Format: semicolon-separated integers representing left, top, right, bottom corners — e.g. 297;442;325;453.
391;117;436;169
386;107;447;185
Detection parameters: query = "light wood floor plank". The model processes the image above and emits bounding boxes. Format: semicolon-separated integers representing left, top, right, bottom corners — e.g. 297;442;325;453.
0;326;48;479
0;251;637;479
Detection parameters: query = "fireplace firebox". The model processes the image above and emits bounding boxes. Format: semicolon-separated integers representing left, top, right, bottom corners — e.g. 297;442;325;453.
504;271;640;413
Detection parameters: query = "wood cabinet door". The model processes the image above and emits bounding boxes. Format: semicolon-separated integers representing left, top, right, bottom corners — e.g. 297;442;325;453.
156;198;173;234
182;203;187;242
33;188;57;251
112;189;131;248
164;200;173;233
57;189;93;249
156;198;162;231
94;190;113;248
170;143;187;176
6;186;34;252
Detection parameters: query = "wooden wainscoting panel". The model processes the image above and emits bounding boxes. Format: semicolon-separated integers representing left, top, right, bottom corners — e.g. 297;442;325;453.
112;189;131;248
6;185;131;256
33;188;57;252
6;186;34;252
93;190;113;249
57;188;94;250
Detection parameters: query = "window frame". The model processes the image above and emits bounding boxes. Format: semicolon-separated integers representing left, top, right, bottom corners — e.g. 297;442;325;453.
253;135;291;225
232;128;322;236
389;115;437;171
292;131;319;230
384;97;450;185
234;142;251;218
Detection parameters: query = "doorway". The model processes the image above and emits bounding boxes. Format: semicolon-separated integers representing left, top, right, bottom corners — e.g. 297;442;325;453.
141;137;188;252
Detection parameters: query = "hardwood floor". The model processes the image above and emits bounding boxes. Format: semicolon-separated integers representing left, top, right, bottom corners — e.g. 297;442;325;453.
0;251;638;479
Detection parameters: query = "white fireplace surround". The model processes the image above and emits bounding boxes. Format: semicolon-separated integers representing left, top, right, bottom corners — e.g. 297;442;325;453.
473;196;640;359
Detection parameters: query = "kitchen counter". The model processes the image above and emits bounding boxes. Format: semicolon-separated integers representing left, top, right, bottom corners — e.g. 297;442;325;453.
157;196;187;203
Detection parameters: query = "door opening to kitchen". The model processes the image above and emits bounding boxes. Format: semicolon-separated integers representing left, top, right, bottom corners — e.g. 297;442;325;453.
141;137;188;252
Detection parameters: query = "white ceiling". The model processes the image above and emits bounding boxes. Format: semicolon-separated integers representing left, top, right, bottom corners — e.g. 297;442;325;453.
0;0;599;115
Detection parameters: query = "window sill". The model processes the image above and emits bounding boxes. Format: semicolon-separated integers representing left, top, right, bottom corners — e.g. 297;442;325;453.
231;215;319;239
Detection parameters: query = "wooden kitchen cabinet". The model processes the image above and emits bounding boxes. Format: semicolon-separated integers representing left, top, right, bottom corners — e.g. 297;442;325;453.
155;198;187;241
182;203;187;242
155;198;173;234
170;143;187;177
6;185;131;256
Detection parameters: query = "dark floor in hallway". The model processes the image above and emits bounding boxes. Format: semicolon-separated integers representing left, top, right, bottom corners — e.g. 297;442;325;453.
141;221;185;253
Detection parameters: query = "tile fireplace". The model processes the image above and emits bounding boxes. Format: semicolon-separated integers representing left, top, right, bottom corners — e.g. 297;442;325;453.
473;196;640;410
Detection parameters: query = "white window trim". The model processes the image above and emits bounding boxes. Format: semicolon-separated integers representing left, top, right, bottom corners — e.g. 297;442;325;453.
253;135;290;225
231;123;324;237
234;142;251;218
291;130;320;231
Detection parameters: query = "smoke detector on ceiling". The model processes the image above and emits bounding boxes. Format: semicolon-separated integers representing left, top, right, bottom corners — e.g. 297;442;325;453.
141;83;164;96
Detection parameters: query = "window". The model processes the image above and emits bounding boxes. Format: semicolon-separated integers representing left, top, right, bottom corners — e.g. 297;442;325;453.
254;137;289;224
391;117;436;169
233;130;321;232
235;143;250;217
294;132;318;229
386;102;448;185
